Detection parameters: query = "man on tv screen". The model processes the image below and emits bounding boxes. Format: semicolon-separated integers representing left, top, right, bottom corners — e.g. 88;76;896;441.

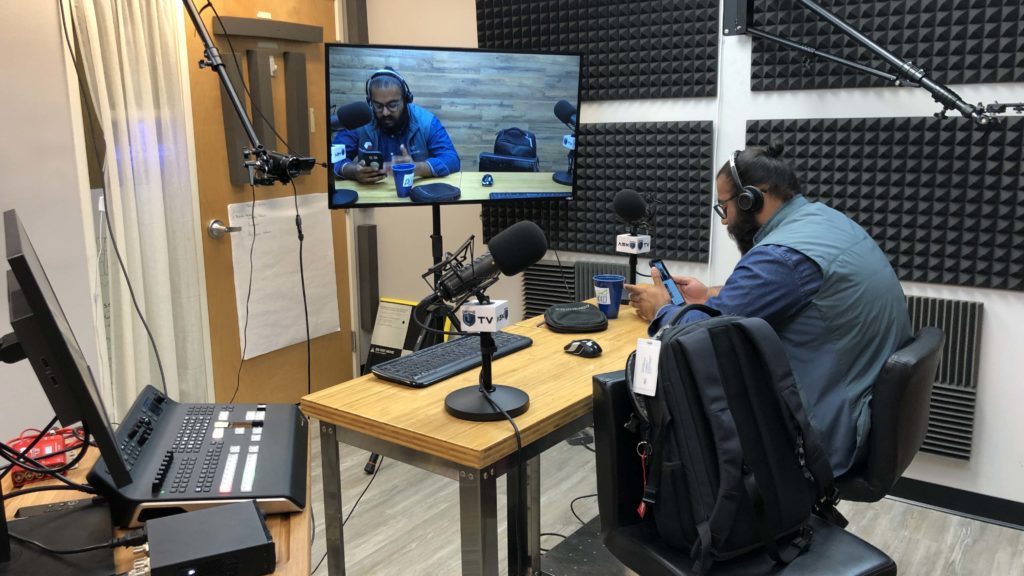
332;67;460;184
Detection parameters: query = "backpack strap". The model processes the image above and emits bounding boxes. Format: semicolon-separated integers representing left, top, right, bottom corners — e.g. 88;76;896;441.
676;328;746;560
663;303;722;330
735;319;848;528
742;465;812;565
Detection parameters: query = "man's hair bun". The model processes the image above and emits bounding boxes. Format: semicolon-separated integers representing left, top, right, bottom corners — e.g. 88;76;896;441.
765;141;785;158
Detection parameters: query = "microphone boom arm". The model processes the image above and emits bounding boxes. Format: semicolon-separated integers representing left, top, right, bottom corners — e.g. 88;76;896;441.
725;0;1013;126
182;0;315;184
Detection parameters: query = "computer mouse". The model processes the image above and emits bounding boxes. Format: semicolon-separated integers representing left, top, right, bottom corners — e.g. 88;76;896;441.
481;173;494;187
564;339;602;358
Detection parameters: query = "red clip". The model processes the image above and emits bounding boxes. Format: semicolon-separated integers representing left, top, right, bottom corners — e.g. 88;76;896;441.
636;452;648;518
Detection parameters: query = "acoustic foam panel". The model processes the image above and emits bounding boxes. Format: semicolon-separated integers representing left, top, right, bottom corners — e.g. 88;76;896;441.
750;0;1024;91
746;116;1024;291
483;121;713;262
476;0;719;100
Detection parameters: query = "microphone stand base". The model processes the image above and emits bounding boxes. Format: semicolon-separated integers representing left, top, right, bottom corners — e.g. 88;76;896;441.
445;385;529;422
552;171;573;186
329;188;359;209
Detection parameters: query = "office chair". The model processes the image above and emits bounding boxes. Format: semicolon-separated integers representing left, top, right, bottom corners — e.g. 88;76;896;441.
592;371;897;576
837;327;945;502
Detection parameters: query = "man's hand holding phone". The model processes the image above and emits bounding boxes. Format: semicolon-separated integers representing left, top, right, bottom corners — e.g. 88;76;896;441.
626;260;714;322
650;259;686;306
344;160;386;184
344;150;386;184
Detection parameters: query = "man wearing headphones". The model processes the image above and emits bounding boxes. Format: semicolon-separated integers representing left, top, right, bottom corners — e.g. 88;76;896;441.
333;67;460;184
626;143;911;476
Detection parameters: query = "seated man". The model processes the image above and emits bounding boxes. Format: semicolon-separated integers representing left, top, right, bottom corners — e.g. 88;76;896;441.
332;67;460;184
627;143;911;476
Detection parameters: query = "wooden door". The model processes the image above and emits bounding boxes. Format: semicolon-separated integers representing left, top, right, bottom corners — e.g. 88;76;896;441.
184;1;353;403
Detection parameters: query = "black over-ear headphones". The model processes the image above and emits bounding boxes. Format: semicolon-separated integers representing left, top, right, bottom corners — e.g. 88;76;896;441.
728;150;764;213
365;67;414;104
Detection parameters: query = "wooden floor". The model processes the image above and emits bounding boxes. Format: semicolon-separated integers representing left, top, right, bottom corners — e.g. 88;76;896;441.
306;426;1024;576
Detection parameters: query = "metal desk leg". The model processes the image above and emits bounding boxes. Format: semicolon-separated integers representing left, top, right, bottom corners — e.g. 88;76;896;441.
320;423;346;576
458;468;498;575
507;457;541;576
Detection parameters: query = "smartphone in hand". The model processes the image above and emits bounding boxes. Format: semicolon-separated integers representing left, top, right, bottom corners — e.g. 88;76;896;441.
358;150;385;171
650;259;685;306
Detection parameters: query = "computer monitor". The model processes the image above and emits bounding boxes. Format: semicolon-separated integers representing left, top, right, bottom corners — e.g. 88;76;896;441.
326;44;581;208
3;209;131;487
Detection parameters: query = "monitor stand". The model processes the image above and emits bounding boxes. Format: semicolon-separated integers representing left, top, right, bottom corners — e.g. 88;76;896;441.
0;487;114;576
1;489;9;565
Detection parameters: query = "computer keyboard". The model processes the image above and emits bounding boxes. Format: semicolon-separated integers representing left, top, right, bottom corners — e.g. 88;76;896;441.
488;192;572;200
371;332;534;387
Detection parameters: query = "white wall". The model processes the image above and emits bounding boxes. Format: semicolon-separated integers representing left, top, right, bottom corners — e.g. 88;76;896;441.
357;1;1024;502
0;3;95;439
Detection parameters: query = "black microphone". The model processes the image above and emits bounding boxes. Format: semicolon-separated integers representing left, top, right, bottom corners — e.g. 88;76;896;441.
613;189;647;224
436;221;548;303
554;100;577;126
330;101;373;131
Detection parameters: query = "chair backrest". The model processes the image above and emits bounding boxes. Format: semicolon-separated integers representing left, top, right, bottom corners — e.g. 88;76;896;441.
592;371;645;535
837;327;944;501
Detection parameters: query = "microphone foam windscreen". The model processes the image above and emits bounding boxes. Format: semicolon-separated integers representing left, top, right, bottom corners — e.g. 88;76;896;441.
334;101;373;130
488;220;548;276
554;100;577;124
613;189;647;223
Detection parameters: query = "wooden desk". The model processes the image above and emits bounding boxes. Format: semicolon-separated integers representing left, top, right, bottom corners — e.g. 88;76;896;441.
335;171;570;204
301;308;647;576
2;449;310;575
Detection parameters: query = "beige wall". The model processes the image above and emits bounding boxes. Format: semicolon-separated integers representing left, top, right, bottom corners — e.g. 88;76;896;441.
365;0;478;47
0;3;95;438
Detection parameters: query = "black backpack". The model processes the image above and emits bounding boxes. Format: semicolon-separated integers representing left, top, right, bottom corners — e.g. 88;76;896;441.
626;305;846;574
493;127;537;158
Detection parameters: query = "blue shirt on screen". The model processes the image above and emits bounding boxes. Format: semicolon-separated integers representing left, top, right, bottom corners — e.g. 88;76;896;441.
332;103;460;178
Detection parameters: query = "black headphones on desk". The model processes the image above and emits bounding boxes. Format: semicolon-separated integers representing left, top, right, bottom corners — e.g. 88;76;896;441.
365;67;414;104
728;150;764;213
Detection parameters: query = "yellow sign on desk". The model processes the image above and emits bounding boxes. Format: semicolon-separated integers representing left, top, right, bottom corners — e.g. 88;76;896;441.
366;298;419;368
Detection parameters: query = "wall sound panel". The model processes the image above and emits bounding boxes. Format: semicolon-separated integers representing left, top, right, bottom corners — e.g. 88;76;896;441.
750;0;1024;91
746;117;1024;291
246;50;276;150
522;261;575;318
483;121;714;262
476;0;719;100
906;296;983;461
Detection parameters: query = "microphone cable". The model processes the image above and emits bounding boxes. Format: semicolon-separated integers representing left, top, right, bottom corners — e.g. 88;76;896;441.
290;179;312;396
310;456;385;574
228;183;258;404
59;1;168;396
480;385;525;576
550;248;573;301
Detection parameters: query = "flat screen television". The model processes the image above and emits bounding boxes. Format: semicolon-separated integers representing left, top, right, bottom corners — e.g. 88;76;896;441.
325;44;581;208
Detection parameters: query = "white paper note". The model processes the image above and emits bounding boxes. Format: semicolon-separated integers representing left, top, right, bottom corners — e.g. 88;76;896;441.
228;193;340;359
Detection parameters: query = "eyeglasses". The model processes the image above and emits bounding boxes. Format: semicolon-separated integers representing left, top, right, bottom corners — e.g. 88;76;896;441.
713;194;738;219
370;100;402;113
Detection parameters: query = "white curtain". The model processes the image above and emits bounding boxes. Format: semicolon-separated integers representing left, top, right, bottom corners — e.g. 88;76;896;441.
70;0;210;414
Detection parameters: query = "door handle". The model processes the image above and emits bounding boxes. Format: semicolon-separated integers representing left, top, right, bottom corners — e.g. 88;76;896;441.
208;219;241;240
